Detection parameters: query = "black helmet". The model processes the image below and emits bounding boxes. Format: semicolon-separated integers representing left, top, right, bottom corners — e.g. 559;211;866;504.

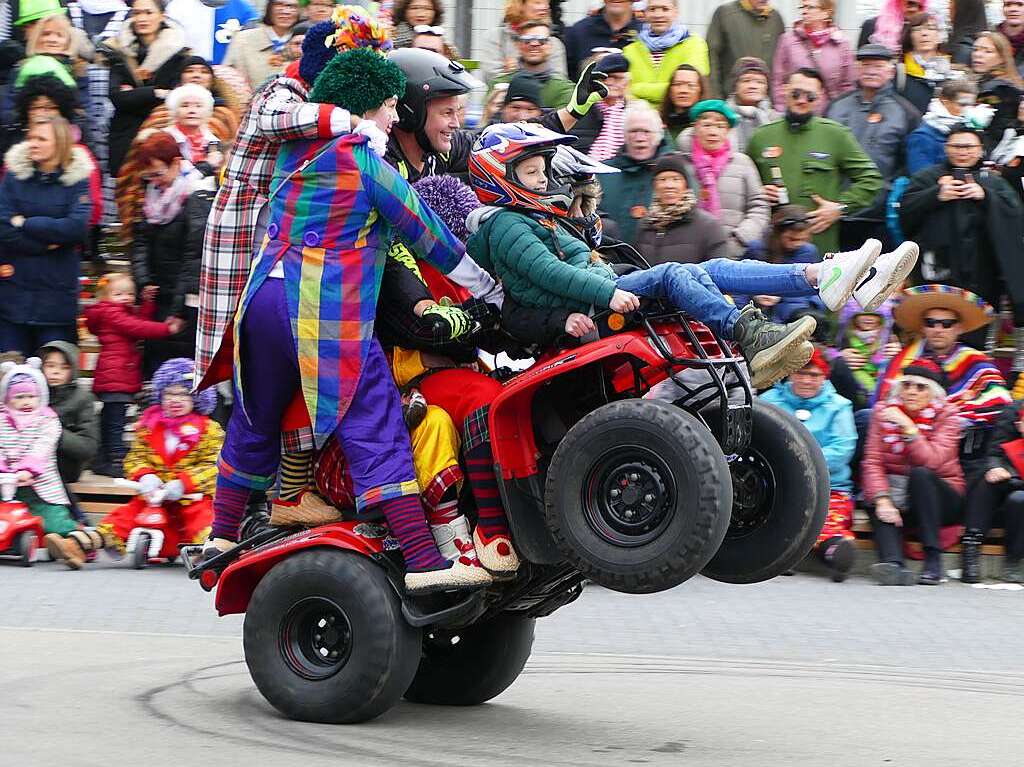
389;48;480;135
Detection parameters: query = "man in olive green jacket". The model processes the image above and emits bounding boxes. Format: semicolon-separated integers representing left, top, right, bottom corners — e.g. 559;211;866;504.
706;0;785;98
747;68;883;254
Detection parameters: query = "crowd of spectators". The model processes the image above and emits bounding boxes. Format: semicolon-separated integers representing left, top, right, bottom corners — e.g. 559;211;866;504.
2;0;1024;584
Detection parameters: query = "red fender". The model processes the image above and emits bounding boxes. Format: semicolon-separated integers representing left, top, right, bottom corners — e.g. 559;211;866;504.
489;322;726;478
0;502;44;551
214;521;388;615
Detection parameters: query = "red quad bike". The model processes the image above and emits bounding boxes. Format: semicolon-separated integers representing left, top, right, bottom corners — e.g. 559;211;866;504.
183;243;829;725
118;480;205;569
0;473;43;567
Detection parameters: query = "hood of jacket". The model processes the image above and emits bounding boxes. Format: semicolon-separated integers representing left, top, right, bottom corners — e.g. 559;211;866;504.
2;143;92;186
37;340;81;384
464;205;503;236
465;209;507;273
0;359;49;411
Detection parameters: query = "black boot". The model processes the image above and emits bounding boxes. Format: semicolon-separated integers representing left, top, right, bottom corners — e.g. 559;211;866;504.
821;537;855;583
960;530;983;584
919;549;947;585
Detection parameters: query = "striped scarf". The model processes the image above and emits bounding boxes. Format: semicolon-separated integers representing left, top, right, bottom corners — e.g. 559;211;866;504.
589;100;626;162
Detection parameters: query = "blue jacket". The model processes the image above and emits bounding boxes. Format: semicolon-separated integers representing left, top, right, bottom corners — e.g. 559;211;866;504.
760;380;856;492
905;121;947;176
0;142;91;326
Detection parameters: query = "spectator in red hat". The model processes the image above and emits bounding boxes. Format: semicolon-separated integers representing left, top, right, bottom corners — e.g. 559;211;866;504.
762;346;858;581
862;357;965;586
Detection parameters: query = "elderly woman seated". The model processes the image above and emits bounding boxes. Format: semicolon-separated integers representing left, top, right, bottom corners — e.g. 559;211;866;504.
761;347;857;581
862;358;965;586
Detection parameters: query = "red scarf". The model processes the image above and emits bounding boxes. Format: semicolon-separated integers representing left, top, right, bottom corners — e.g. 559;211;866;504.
879;402;938;457
138;405;206;458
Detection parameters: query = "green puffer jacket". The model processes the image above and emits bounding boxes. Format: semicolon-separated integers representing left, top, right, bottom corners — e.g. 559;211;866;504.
467;209;617;312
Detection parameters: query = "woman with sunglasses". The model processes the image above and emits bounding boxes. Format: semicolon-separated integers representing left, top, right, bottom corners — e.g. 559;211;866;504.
479;0;567;85
862;357;964;586
771;0;854;115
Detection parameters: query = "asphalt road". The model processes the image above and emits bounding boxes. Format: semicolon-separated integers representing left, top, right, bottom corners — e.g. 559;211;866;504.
3;561;1023;766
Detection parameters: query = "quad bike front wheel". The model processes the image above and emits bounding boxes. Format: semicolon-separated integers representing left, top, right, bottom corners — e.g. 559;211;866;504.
18;531;36;567
545;400;732;594
243;549;421;724
404;613;535;706
700;400;829;584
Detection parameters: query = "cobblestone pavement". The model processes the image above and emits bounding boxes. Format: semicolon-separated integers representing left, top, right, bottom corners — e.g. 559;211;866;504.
3;561;1023;766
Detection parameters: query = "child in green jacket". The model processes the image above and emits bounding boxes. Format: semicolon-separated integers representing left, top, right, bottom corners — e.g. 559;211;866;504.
466;124;910;388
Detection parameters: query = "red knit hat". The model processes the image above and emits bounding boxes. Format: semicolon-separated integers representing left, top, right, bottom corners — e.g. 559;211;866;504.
805;346;830;376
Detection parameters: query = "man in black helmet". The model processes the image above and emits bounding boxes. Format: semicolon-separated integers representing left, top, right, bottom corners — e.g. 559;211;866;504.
385;47;610;182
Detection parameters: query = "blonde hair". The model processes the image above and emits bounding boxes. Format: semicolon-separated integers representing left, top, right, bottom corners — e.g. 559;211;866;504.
26;12;73;56
975;31;1024;87
26;115;74;170
97;272;134;299
503;0;550;26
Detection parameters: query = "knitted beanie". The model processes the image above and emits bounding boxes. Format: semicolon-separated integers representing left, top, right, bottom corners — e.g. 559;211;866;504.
151;358;216;415
299;21;341;85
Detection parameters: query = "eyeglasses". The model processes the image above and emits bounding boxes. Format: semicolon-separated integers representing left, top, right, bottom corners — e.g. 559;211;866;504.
923;317;958;329
413;24;444;35
789;88;818;103
518;34;551;44
947;143;980;150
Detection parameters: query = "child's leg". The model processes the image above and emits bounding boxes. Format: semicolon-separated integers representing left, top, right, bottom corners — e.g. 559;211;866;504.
615;262;741;337
700;259;815;299
18;488;77;536
212;280;302;541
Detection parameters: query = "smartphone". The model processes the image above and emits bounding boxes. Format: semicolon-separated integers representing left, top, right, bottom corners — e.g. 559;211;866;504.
952;168;967;182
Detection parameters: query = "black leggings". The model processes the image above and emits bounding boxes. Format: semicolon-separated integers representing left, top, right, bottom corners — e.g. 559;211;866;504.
965;480;1024;561
869;466;963;563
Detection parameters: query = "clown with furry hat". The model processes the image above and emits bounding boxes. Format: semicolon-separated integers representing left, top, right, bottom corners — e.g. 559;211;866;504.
206;16;502;595
82;358;223;569
0;358;94;567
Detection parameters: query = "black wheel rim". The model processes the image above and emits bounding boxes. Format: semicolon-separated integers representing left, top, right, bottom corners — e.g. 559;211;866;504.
581;445;677;547
278;597;353;681
726;448;775;540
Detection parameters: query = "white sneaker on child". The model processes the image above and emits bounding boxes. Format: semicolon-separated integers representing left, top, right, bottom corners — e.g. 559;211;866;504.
852;241;920;312
817;239;882;311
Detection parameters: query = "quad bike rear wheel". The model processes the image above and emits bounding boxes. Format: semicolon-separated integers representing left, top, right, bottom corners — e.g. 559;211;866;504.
700;399;828;584
18;531;36;567
404;613;535;706
243;549;421;723
545;400;732;594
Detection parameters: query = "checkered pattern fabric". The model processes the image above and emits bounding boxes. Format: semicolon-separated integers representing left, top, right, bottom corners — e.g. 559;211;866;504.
195;71;338;387
463;404;491;453
231;134;466;449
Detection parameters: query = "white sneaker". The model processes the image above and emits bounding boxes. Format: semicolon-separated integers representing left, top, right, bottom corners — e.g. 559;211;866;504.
852;241;920;312
817;239;882;311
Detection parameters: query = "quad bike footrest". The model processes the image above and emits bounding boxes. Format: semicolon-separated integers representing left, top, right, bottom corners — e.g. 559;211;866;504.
719;403;752;454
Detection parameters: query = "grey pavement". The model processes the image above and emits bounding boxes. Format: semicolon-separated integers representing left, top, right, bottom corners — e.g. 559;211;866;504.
2;560;1023;766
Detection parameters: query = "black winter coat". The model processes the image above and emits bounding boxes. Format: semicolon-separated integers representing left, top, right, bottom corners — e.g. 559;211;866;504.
899;161;1024;318
0;143;91;327
977;75;1024;153
103;25;189;175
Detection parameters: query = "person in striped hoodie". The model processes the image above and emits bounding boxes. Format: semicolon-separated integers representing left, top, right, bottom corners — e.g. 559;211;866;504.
0;358;101;568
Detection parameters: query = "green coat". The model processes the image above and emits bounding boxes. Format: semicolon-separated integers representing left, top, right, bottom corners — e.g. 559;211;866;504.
623;36;710;107
468;210;617;312
705;1;785;98
487;70;575;110
598;140;673;243
746;117;883;253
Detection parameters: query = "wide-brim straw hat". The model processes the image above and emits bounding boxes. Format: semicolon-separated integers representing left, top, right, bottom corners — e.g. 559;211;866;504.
893;284;993;334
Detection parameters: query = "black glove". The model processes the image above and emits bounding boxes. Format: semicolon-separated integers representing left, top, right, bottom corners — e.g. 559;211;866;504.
567;61;609;119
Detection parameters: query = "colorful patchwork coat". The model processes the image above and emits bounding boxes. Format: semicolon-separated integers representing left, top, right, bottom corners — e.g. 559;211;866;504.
195;63;346;389
122;408;223;498
233;134;467;449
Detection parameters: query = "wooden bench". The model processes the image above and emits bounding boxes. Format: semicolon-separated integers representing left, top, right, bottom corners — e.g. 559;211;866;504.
851;509;1007;556
70;473;136;526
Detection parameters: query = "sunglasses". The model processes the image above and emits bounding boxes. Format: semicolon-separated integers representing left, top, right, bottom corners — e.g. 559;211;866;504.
923;317;957;329
776;216;810;229
518;34;550;44
901;381;930;392
413;24;445;35
789;88;818;103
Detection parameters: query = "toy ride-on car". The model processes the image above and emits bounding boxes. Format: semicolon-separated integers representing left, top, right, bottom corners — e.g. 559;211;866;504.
184;285;829;724
117;479;205;569
0;472;43;567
